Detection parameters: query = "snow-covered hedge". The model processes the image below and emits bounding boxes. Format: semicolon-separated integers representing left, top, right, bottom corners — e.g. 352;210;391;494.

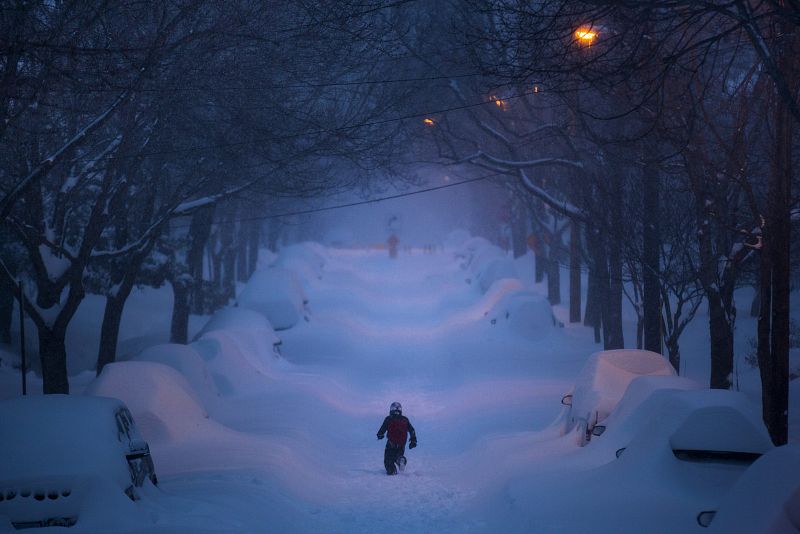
237;267;308;330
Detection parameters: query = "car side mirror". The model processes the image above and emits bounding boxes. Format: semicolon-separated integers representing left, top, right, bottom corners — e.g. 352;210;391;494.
696;511;716;528
592;425;606;437
561;394;573;406
129;439;150;455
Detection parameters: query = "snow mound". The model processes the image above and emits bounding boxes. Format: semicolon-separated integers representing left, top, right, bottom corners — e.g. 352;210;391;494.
132;343;218;404
476;257;518;293
238;267;308;330
486;289;555;339
708;444;800;533
86;361;208;443
193;329;274;396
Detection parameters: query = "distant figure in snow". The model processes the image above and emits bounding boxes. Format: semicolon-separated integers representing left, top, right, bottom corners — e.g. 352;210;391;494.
387;234;399;259
377;402;417;475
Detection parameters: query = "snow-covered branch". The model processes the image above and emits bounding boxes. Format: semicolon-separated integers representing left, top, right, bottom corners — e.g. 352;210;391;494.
0;90;129;222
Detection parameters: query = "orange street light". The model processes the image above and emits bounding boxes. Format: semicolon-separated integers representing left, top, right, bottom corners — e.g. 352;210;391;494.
575;27;598;44
423;117;435;126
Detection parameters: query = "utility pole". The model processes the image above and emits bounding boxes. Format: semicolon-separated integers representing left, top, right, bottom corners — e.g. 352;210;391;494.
18;280;26;395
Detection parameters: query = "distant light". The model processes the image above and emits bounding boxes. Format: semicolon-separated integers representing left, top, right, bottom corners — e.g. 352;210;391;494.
575;28;598;44
533;84;540;93
423;117;435;126
490;95;506;109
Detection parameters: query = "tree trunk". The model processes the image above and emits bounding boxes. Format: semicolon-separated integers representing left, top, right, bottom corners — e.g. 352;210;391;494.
237;221;249;282
0;284;12;344
665;334;680;373
267;220;280;253
221;220;236;304
758;41;794;444
170;278;190;344
189;206;214;314
604;246;624;349
547;244;561;305
38;327;69;394
247;219;260;278
97;293;126;375
569;221;581;323
708;291;734;388
642;167;662;354
512;210;528;259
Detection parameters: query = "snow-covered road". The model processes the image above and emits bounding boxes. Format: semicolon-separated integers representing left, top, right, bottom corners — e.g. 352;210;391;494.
133;250;594;533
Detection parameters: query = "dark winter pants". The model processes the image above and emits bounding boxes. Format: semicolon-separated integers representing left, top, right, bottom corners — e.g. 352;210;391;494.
384;443;405;475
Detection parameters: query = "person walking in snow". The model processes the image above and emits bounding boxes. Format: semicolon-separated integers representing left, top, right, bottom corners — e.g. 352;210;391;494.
377;402;417;475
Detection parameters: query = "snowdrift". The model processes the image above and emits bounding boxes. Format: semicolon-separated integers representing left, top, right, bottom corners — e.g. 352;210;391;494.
238;267;308;330
86;361;208;443
195;307;281;349
476;257;518;294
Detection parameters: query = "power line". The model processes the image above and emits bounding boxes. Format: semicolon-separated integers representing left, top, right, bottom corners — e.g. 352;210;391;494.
170;171;504;229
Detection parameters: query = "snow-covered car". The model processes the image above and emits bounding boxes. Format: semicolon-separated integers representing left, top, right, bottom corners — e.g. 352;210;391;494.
702;443;800;531
0;395;157;529
238;267;308;330
560;349;676;445
599;388;773;523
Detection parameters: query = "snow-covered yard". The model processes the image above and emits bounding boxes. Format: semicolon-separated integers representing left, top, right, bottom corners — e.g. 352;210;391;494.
0;245;797;532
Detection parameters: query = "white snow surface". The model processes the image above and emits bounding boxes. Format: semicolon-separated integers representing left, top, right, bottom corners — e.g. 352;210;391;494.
0;244;797;532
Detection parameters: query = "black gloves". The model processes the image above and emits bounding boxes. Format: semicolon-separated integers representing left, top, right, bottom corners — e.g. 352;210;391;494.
377;434;384;440
409;440;417;449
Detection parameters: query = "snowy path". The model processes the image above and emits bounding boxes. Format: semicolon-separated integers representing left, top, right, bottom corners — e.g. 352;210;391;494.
135;250;597;533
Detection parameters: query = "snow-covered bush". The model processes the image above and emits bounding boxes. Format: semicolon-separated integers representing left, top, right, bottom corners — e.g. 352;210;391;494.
443;229;471;249
86;361;208;443
237;267;308;330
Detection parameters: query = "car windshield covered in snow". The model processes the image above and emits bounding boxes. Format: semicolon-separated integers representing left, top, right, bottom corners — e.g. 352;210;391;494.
0;395;157;530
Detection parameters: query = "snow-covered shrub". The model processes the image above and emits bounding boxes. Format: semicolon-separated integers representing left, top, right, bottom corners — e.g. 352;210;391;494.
86;361;208;443
237;267;307;330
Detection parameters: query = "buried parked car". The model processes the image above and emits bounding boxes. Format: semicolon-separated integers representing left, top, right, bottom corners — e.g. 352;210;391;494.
600;388;774;527
559;349;676;445
0;395;157;529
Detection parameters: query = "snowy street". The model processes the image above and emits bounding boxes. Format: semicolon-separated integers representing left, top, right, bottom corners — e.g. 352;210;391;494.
133;250;591;533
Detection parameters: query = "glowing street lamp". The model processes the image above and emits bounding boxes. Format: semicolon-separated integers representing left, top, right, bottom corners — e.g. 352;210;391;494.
423;117;435;126
575;27;598;45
